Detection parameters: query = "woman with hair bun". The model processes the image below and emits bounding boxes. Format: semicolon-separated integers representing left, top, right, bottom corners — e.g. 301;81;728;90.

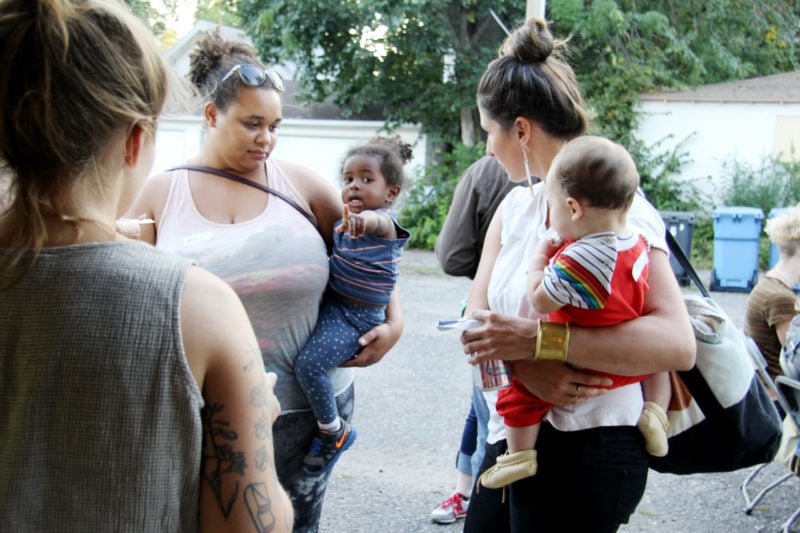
459;18;695;531
126;28;404;532
0;0;292;531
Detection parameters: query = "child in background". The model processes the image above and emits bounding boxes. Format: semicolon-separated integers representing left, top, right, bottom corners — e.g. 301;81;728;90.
479;136;671;489
296;135;412;475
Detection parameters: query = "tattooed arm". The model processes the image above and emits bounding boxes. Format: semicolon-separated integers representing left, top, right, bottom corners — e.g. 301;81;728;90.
181;266;294;533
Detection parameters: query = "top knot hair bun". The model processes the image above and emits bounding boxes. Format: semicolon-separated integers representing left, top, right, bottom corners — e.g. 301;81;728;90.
500;18;554;64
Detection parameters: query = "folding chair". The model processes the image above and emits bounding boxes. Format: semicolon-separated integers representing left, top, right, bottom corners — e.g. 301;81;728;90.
775;375;800;532
740;333;800;532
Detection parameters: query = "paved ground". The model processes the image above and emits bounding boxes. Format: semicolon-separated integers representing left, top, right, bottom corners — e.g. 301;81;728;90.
319;250;799;533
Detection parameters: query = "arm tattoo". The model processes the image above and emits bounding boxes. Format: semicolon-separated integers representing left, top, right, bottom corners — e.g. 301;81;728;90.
201;403;247;518
244;482;277;533
242;345;261;372
254;412;270;441
250;381;268;408
255;446;268;472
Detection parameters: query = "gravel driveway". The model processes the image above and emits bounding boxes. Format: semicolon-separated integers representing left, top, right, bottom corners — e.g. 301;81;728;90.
319;250;799;533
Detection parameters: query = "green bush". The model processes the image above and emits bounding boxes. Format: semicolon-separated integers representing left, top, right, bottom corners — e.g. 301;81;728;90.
717;156;800;270
664;155;800;271
631;134;704;214
398;141;486;249
720;156;800;215
688;216;714;270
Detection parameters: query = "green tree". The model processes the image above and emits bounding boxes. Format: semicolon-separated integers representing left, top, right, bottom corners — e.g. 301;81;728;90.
231;0;799;247
195;0;242;28
123;0;177;37
552;0;799;145
638;0;799;81
548;0;798;209
235;0;797;150
236;0;522;146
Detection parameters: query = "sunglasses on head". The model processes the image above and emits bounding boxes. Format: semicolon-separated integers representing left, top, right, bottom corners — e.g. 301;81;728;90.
220;64;284;92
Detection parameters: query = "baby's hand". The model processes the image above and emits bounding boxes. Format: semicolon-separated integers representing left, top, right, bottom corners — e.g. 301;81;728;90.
335;204;351;234
115;215;154;239
342;204;351;228
534;234;562;259
335;204;367;237
345;212;367;238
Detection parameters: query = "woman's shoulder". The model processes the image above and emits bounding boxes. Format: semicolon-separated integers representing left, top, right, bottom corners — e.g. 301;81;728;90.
273;158;329;187
750;275;795;299
272;157;340;229
134;170;178;206
501;182;544;223
124;170;177;230
499;182;538;212
273;158;337;200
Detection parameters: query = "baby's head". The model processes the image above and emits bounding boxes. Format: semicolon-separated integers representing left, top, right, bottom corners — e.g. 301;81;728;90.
549;136;639;209
546;136;639;239
340;135;413;211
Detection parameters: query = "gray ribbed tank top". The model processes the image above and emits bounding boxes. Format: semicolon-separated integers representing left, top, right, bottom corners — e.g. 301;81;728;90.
0;241;203;532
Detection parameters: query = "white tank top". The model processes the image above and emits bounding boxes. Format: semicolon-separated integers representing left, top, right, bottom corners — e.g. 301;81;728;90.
156;159;354;412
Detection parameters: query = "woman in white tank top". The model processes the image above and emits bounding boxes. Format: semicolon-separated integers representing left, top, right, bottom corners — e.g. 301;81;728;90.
125;30;403;533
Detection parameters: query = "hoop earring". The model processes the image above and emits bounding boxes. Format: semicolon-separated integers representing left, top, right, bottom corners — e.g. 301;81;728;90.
522;144;535;197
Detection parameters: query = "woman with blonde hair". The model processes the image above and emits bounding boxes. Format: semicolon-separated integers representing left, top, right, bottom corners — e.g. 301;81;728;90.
746;206;800;381
0;1;292;530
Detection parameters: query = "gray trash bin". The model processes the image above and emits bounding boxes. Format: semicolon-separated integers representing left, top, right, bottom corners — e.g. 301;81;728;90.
660;211;695;286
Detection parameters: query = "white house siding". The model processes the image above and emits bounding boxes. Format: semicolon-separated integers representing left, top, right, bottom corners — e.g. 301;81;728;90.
636;100;800;204
635;71;800;207
153;115;205;175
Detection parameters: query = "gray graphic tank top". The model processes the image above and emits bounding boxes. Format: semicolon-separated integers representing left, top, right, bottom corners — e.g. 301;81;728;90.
156;159;354;412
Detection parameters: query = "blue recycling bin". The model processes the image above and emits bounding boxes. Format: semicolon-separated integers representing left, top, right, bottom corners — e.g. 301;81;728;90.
660;211;695;286
710;206;763;292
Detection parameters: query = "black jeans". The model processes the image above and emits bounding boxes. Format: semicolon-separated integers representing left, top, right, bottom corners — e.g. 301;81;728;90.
464;422;649;533
273;384;355;533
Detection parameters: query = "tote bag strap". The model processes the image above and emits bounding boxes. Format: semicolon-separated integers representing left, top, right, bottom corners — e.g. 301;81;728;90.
167;164;321;232
665;228;710;298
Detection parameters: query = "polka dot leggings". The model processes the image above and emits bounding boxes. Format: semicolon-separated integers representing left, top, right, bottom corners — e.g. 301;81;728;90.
295;296;385;424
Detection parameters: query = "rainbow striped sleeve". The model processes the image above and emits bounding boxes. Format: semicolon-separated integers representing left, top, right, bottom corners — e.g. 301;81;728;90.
543;235;617;310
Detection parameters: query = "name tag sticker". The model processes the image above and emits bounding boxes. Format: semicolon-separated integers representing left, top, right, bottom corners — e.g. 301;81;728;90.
182;232;213;246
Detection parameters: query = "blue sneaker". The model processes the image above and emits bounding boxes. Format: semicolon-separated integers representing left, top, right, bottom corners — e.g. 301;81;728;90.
302;419;357;475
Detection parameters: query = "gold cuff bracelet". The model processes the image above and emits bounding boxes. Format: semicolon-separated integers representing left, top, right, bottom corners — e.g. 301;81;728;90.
535;321;570;362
